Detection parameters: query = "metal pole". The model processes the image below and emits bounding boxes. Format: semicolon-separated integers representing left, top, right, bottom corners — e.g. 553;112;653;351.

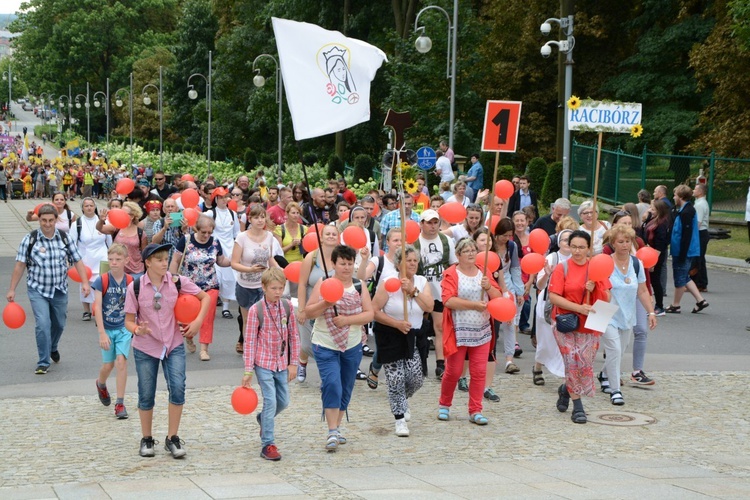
448;0;457;151
68;85;72;136
159;66;163;171
277;66;283;179
86;82;90;144
561;14;574;199
207;51;212;174
129;73;133;168
106;77;110;150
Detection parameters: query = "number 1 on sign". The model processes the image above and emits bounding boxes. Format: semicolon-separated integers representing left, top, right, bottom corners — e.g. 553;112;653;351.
492;108;510;145
481;100;522;153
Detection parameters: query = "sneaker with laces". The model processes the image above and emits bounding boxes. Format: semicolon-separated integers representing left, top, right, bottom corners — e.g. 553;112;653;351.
297;364;307;382
404;410;411;422
165;435;186;458
96;381;111;406
139;437;156;457
261;444;281;461
654;307;666;317
395;418;410;437
505;362;520;374
514;343;523;358
50;350;60;363
115;403;128;419
34;365;48;375
630;370;655;386
457;377;469;392
325;433;338;452
483;388;500;402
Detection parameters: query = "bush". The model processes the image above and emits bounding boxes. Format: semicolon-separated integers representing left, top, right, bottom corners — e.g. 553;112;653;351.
352;154;374;185
211;146;226;162
303;152;319;168
243;149;257;171
498;165;515;181
260;153;274;168
525;157;548;193
172;143;183;154
541;161;564;210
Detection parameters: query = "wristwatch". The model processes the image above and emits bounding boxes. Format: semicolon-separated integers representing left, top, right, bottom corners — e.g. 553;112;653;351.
412;289;420;299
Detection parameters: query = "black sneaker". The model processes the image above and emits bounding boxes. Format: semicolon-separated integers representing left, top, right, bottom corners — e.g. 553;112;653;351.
435;363;445;380
34;365;48;375
50;351;60;363
630;370;655;386
139;436;156;457
165;435;186;458
514;343;523;358
483;388;500;402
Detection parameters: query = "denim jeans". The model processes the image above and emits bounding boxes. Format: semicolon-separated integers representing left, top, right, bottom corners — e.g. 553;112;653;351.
313;343;362;410
27;287;68;367
133;344;186;410
255;367;290;446
519;296;531;331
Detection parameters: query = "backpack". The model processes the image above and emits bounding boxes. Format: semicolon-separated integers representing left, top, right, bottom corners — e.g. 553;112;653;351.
280;223;306;244
101;272;134;296
256;298;291;331
133;273;182;305
113;227;145;250
75;213;101;242
211;209;236;223
413;233;451;276
367;255;386;298
26;229;70;268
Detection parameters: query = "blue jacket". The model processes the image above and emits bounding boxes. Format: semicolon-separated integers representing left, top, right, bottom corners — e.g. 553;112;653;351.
670;201;700;261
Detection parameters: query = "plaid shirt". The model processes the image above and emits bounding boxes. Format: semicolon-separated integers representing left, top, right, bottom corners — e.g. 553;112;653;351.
243;298;299;373
16;230;82;299
380;209;420;252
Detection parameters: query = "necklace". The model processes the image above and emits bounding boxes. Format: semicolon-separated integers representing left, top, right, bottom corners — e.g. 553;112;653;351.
615;256;631;283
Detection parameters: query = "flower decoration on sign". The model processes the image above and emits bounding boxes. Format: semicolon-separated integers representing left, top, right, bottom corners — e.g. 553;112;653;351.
567;95;581;110
404;179;418;195
630;124;643;138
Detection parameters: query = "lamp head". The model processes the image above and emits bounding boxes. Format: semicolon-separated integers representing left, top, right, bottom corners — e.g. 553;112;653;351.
540;22;552;36
540;43;552;58
116;99;123;107
75;102;81;109
253;74;265;88
143;95;151;106
84;101;90;108
93;100;101;108
415;35;432;54
188;89;198;100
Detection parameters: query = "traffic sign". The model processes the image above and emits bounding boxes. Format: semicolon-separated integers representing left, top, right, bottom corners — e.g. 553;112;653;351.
481;100;522;152
416;146;437;170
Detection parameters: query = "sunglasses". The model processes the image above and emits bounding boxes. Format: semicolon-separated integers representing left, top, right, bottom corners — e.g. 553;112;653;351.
232;193;242;197
153;291;162;311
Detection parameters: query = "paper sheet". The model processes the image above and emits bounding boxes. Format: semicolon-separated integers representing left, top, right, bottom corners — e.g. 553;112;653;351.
584;299;619;333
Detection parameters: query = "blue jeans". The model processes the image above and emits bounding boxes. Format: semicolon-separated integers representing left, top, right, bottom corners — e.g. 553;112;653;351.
314;343;362;411
519;296;531;331
27;287;68;367
133;345;186;410
255;367;290;446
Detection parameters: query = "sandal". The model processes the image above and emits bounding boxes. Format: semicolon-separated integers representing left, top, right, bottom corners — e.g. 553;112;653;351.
556;384;570;412
185;338;196;353
437;407;450;421
532;368;545;386
664;305;681;314
598;372;611;394
692;300;709;314
200;350;210;361
362;344;374;357
610;390;625;406
530;335;537;349
222;310;233;319
469;413;489;425
82;312;92;321
366;363;378;390
571;408;587;424
356;369;367;381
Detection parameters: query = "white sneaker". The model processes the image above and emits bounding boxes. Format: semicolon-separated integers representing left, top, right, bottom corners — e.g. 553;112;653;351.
404;410;411;422
297;364;307;382
395;418;409;437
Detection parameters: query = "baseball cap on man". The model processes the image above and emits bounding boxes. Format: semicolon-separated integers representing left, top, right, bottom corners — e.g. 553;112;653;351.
419;209;440;222
141;243;172;261
137;178;150;187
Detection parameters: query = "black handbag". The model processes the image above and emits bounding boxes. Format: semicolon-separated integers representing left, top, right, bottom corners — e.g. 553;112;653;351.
554;263;588;334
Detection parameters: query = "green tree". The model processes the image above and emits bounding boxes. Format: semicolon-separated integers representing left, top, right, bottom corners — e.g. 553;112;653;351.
525;157;548;194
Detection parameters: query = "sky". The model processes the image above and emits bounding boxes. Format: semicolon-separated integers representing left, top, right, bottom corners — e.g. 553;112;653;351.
1;0;24;15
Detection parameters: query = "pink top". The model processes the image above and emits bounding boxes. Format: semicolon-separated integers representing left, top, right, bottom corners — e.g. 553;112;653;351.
124;272;201;358
243;298;300;373
115;231;145;274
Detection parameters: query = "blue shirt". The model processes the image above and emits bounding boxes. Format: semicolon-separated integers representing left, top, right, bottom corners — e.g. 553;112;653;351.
92;273;128;329
608;256;646;330
519;190;532;210
16;229;83;299
380;209;420;252
467;162;483;192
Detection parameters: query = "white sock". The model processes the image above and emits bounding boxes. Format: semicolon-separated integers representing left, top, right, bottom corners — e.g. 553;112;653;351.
222;300;230;312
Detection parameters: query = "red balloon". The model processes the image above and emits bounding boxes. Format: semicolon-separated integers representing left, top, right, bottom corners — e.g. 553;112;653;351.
116;178;135;196
108;208;131;229
494;180;514;199
487;297;516;322
170;192;181;200
33;203;53;216
404;220;420;244
309;222;326;235
520;253;546;274
487;213;503;234
338;210;350;223
231;386;258;415
181;174;195;182
528;228;551;255
181;188;200;209
635;246;659;269
438;202;467;224
227;200;238;211
384;277;401;293
67;266;93;283
589;253;615;281
302;232;319;253
3;302;26;329
174;294;201;323
371;203;380;217
183;208;199;227
283;261;302;283
342;226;367;250
320;278;344;303
477;251;501;273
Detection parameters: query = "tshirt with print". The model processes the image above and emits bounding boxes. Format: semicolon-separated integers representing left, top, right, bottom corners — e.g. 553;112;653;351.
92;273;128;329
417;234;457;299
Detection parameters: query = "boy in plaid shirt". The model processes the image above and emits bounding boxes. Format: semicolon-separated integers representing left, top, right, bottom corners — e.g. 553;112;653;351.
242;268;300;461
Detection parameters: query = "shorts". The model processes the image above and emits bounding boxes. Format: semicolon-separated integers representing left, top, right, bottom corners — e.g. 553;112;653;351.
101;326;132;363
433;299;444;314
672;257;695;288
236;284;263;309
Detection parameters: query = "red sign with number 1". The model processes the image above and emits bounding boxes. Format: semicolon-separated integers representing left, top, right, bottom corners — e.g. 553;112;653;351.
481;100;522;153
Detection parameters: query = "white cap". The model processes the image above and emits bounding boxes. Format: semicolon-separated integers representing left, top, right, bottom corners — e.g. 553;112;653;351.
419;209;440;222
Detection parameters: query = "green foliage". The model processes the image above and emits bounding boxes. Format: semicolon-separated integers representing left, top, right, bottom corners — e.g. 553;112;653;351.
352;154;375;186
260;153;274;168
327;154;344;180
350;177;379;200
498;165;515;182
541;161;564;209
243;149;258;170
524;157;548;193
172;144;183;154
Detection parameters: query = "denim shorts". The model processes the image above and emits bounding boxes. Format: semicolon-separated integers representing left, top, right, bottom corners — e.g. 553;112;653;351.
236;284;263;309
101;326;132;363
313;343;362;411
672;257;694;288
133;344;186;410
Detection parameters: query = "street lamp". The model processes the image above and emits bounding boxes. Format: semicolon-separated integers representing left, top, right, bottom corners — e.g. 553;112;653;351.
142;66;163;170
74;82;91;144
414;0;458;151
187;50;213;175
540;14;575;199
92;77;110;152
252;53;283;179
2;64;17;130
115;73;134;168
38;92;49;125
58;87;72;135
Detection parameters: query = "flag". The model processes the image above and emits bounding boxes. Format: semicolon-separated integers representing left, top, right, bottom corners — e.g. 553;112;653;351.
21;134;29;161
66;139;80;157
272;17;387;141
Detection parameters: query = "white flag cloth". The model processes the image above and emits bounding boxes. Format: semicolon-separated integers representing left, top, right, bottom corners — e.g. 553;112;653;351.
272;17;388;141
22;134;29;161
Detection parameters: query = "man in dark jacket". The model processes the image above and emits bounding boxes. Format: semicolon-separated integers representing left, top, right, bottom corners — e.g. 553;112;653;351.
506;175;539;220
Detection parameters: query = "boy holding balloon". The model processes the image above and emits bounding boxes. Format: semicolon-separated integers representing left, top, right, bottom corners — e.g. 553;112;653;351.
242;268;300;461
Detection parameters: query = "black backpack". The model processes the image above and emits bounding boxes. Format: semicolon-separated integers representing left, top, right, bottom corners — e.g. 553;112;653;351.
26;229;70;267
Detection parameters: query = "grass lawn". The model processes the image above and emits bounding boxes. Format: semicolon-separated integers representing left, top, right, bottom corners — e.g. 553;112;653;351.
708;223;749;260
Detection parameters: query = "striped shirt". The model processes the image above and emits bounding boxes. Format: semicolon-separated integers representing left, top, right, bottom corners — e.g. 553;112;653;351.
243;298;300;373
16;230;83;299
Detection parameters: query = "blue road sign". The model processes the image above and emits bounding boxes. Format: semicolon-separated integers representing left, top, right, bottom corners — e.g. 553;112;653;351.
416;146;436;170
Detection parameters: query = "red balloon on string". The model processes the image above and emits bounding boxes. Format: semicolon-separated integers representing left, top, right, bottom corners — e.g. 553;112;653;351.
108;208;131;229
174;294;201;323
116;178;135;196
181;174;195;182
487;213;502;235
320;278;344;303
477;251;501;273
231;386;258;415
342;226;367;250
227;200;238;211
3;302;26;329
528;229;551;255
181;188;200;209
283;261;302;283
384;277;401;293
589;254;615;281
487;297;516;322
438;202;467;224
635;246;659;269
404;220;420;244
302;232;319;253
67;265;93;283
183;208;200;227
338;210;350;223
520;253;546;274
494;180;514;199
33;203;53;216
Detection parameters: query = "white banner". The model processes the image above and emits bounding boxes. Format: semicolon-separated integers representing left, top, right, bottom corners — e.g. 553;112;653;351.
272;17;388;141
567;100;642;133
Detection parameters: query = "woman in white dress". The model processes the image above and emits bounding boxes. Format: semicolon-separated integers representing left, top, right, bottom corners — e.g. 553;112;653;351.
70;197;111;321
205;187;240;319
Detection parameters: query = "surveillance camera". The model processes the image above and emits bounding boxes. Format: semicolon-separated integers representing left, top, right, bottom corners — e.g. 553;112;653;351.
540;22;552;36
540;44;552;58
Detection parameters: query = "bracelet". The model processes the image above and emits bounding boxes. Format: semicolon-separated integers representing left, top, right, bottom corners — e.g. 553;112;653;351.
647;312;656;316
243;371;253;376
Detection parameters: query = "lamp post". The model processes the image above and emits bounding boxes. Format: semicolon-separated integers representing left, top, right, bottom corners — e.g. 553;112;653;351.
2;63;16;121
93;77;110;153
38;92;49;126
414;0;458;151
187;50;213;175
540;14;575;199
142;66;163;170
252;54;283;179
74;83;91;144
115;73;134;168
